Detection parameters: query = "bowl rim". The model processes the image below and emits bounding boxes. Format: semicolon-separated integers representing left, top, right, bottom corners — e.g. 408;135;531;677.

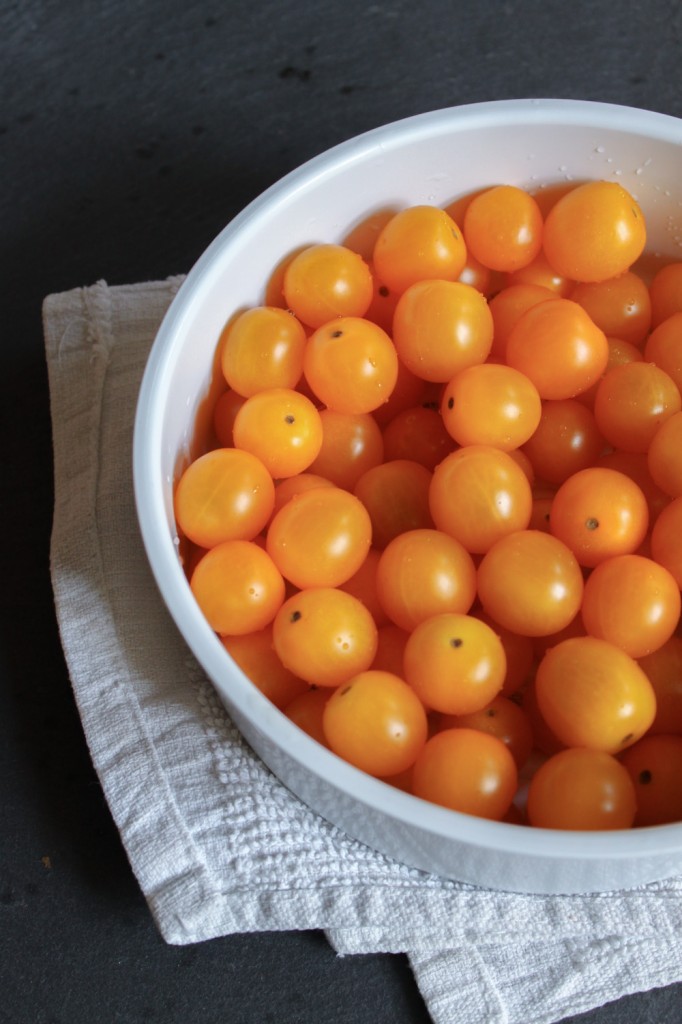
133;97;682;868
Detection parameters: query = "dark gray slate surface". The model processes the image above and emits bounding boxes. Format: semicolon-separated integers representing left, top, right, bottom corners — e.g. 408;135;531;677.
1;1;681;1021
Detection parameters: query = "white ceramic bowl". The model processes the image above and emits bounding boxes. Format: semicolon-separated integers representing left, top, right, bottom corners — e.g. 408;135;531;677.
134;98;682;894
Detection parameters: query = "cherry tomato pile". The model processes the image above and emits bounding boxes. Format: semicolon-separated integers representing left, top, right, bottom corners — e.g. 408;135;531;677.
175;178;682;832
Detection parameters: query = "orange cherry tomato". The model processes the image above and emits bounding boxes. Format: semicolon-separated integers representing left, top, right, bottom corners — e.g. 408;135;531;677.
381;404;454;470
542;180;646;283
429;445;532;554
369;358;434;427
649;262;682;327
308;409;384;490
532;610;588;662
477;530;584;637
535;636;656;753
272;587;378;688
527;748;636;830
303;317;399;415
650;496;682;587
598;449;670;525
505;250;573;295
412;728;517;820
575;336;645;409
647;411;682;497
221;626;308;709
521;678;567;757
463;185;543;273
266;486;372;589
264;246;308;308
221;306;307;396
363;267;402;333
338;547;390;628
637;636;682;735
643;312;682;393
529;181;577;217
438;695;534;768
570;271;652;347
505;298;609;400
488;283;556;361
371;623;410;677
392;279;494;383
442;187;484;225
549;467;649;568
440;191;499;294
174;447;275;549
284;687;331;747
440;363;541;451
233;388;323;478
604;335;645;366
620;734;682;826
521;399;605;486
282;243;373;328
507;447;535;485
529;493;553;533
270;473;336;521
581;554;681;658
323;670;428;777
473;610;535;698
375;528;477;632
190;540;285;636
372;205;467;294
354;459;434;549
403;613;506;715
342;208;397;261
593;362;682;453
458;250;495;295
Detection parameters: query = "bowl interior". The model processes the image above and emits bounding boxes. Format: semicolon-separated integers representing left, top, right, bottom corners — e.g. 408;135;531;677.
134;99;682;893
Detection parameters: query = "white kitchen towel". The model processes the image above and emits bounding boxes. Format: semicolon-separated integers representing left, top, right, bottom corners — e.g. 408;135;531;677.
44;278;682;1024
